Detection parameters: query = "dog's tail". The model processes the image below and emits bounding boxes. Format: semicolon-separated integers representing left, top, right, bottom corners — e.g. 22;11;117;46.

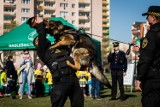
90;63;112;89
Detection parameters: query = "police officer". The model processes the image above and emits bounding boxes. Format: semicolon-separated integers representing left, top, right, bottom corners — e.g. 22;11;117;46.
135;6;160;107
108;42;127;101
27;17;84;107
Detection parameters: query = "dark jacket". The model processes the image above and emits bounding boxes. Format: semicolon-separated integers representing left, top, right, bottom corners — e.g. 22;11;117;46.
34;23;76;81
5;60;17;80
137;22;160;95
137;22;160;83
108;50;127;72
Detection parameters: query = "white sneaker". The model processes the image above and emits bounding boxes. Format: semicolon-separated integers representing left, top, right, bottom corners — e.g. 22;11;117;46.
28;95;32;99
19;96;23;100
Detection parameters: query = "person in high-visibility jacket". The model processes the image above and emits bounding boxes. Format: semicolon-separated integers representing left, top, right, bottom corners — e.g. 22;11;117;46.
76;70;88;97
45;70;53;94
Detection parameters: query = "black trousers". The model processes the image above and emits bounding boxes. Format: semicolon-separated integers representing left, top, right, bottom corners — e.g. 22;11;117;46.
35;79;44;97
142;86;160;107
111;70;124;98
51;76;84;107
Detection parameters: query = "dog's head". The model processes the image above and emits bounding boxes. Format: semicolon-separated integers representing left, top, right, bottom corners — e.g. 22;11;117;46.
72;48;91;66
48;21;64;36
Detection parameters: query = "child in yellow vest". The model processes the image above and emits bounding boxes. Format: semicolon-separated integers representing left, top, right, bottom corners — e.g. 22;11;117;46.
76;70;88;97
0;69;7;97
45;70;53;94
34;63;44;97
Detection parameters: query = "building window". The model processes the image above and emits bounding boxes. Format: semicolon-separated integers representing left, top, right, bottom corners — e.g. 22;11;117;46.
72;12;75;16
79;20;85;24
4;16;12;21
60;11;69;17
4;24;10;30
79;12;86;16
103;10;107;13
21;0;30;4
21;8;30;13
44;10;54;15
21;17;29;22
60;3;68;9
44;2;53;7
72;20;75;24
72;4;75;8
4;0;13;3
79;4;85;8
4;7;14;12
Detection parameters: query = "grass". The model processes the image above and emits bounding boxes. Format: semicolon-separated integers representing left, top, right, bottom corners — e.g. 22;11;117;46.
0;73;142;107
0;88;142;107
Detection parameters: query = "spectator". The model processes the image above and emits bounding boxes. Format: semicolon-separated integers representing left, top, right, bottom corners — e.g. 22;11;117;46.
88;64;102;100
44;65;53;95
18;50;35;99
5;56;17;99
34;63;44;97
0;68;7;97
86;67;92;97
76;70;88;97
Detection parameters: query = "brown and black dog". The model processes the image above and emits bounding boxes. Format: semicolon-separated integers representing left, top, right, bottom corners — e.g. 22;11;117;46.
29;17;111;88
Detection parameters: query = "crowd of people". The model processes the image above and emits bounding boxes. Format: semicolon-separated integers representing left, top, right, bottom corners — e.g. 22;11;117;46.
0;50;103;100
0;51;54;99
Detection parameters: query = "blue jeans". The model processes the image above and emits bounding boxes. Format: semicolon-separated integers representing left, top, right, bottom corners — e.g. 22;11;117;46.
19;70;31;96
91;77;100;97
88;80;92;97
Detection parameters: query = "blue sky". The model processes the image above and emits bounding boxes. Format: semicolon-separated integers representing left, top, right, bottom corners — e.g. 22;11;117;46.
110;0;160;43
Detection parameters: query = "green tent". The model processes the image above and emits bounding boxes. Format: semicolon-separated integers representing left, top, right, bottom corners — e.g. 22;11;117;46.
0;17;101;61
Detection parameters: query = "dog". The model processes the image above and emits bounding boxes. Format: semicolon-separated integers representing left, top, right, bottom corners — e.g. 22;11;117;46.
28;17;112;88
48;20;111;88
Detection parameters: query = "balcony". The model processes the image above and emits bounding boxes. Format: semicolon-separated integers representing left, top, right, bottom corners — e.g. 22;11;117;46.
103;13;109;18
79;0;90;4
102;24;109;28
103;6;109;11
36;6;43;11
102;0;108;5
36;0;44;2
4;2;16;8
79;16;89;21
102;30;109;34
4;20;11;24
44;6;55;11
45;0;55;2
79;23;90;29
79;7;90;12
4;11;16;16
102;19;109;23
43;14;52;18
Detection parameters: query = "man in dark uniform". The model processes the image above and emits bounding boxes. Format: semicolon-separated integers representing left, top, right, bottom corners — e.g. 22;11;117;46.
135;6;160;107
108;42;127;101
27;17;84;107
